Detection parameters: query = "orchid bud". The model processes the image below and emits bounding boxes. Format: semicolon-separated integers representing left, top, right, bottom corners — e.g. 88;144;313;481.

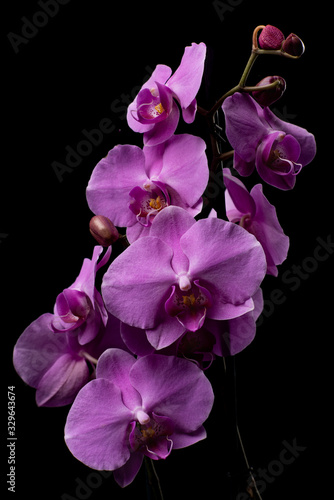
89;215;119;246
252;76;286;107
282;33;305;57
258;25;285;50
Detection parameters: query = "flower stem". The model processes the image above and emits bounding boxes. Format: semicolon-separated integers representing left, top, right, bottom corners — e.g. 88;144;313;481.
144;457;164;500
81;352;98;365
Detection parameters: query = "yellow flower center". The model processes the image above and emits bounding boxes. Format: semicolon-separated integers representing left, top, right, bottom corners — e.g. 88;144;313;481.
154;103;165;115
149;196;163;211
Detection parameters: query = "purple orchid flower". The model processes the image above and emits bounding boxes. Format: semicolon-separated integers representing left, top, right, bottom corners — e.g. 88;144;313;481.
222;92;316;190
12;246;125;407
64;348;214;487
51;245;111;344
13;312;124;407
86;134;208;243
127;42;206;146
223;168;289;276
102;206;267;350
120;288;263;366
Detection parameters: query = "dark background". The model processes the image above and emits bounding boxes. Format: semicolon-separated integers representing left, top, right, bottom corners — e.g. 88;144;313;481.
2;1;332;498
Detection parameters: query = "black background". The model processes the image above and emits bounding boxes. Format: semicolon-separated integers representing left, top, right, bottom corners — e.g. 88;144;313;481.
2;1;332;499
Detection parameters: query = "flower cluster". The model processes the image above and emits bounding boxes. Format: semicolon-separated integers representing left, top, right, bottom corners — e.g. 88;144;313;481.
13;27;316;494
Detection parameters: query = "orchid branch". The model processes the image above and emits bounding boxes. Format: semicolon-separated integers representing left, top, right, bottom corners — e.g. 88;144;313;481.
144;457;164;500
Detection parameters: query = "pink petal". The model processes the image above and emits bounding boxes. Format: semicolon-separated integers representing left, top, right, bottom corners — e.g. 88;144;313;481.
129;355;214;432
36;353;89;407
96;349;142;410
180;218;266;319
113;452;143;488
149;205;196;275
143;101;180;146
86;145;147;227
65;378;133;471
158;134;209;208
167;42;206;111
126;64;173;133
223;168;256;218
101;236;175;329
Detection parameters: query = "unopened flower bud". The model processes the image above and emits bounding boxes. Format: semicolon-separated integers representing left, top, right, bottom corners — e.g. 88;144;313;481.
282;33;305;57
89;215;119;246
252;76;286;107
258;25;285;50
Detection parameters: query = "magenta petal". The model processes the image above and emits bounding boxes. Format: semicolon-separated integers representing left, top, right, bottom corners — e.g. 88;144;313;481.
65;378;133;470
129;355;214;432
113;452;143;488
121;323;155;356
262;106;316;167
96;349;142;410
127;64;173;133
167;42;206;111
86;145;147;227
250;184;289;276
53;289;90;331
150;206;196;274
101;237;175;329
223;168;256;218
144;435;173;460
157;134;209;208
182;97;197;123
70;245;104;300
180;218;266;319
222;93;268;162
172;426;207;449
13;313;68;388
135;83;173;125
165;280;212;332
256;133;297;190
143;101;180;146
36;353;89;407
234;151;255;177
145;314;186;350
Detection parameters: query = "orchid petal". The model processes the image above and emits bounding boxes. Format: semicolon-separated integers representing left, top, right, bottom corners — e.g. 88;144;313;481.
167;42;206;111
36;353;89;407
113;452;144;488
143;101;180;146
65;378;133;471
149;205;195;275
86;145;147;227
129;355;214;432
180;217;266;319
96;349;142;410
262;106;316;167
157;134;209;208
223;168;256;218
101;237;175;329
222;93;268;162
126;64;172;133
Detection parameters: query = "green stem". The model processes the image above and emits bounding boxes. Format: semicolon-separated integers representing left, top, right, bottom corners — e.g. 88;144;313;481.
144;457;164;500
206;50;259;118
238;50;258;87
